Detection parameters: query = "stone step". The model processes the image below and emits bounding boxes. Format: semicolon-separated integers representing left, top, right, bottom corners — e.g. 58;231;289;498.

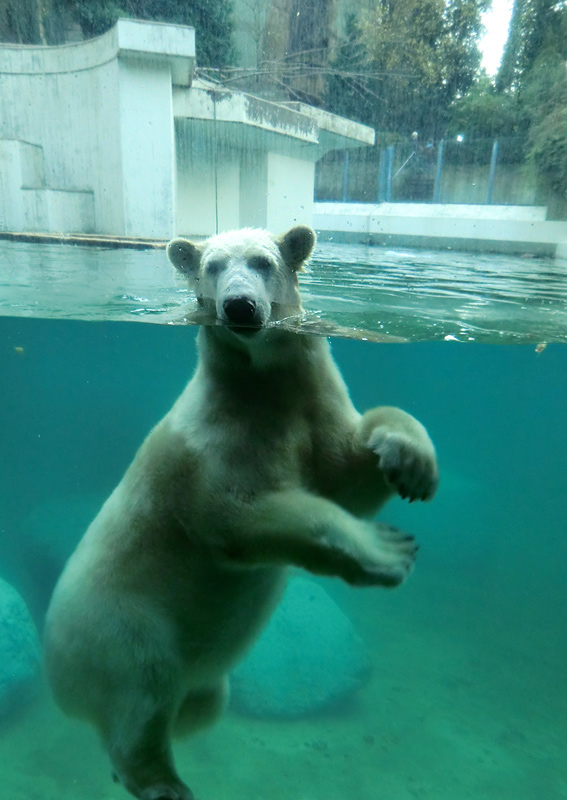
21;188;95;234
0;138;94;233
0;139;46;188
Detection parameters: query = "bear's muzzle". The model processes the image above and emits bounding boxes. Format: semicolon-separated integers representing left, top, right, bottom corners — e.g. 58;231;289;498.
223;297;260;326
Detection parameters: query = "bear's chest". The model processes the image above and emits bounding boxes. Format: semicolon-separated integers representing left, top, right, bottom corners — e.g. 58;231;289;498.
197;409;312;492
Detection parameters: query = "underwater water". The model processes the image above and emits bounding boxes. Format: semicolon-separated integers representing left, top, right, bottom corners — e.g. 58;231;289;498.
0;243;566;800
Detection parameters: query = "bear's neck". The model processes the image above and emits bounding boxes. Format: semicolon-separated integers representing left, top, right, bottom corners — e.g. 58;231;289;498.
198;323;328;378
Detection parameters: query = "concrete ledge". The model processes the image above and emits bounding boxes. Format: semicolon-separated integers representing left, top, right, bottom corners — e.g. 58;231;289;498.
173;81;375;150
0;232;165;249
174;83;318;144
282;103;375;148
360;202;547;221
0;19;195;85
315;230;560;257
314;202;567;257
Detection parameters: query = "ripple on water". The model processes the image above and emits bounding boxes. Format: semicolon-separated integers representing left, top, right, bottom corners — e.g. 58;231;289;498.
0;240;566;344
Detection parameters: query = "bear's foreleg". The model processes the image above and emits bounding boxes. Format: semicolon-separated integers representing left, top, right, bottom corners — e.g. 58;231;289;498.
355;406;439;503
222;489;417;587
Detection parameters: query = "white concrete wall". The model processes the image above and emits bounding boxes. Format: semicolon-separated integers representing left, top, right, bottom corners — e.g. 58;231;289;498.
176;147;216;236
0;58;120;232
314;202;567;257
0;20;195;238
172;80;373;237
0;140;95;232
175;146;241;237
217;157;242;232
1;21;375;239
240;155;268;229
0;141;40;231
176;148;315;237
22;188;94;232
117;57;176;237
0;37;126;233
266;152;314;232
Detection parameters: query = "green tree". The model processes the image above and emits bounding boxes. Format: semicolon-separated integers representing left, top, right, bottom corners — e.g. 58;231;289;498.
523;52;567;197
326;0;487;139
448;73;520;139
0;0;36;42
257;0;340;105
2;0;236;63
494;0;567;199
59;0;235;66
324;12;371;122
497;0;567;90
1;0;72;44
61;0;123;38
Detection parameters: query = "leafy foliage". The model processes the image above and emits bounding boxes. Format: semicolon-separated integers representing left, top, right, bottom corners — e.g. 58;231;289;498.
448;74;520;139
324;13;371;123
492;1;567;196
1;0;235;64
497;0;567;91
445;0;567;199
326;0;487;139
523;52;567;196
63;0;123;38
0;0;40;43
59;0;236;66
529;106;567;197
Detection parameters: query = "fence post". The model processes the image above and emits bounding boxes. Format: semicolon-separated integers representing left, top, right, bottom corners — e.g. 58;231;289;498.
378;145;395;202
385;145;394;202
487;139;499;204
378;148;387;201
433;139;444;203
342;150;350;202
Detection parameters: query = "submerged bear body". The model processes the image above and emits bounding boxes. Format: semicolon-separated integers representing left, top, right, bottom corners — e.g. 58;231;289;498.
45;225;438;800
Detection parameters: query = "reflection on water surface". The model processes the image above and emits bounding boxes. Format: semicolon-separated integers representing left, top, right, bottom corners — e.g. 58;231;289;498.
1;240;566;344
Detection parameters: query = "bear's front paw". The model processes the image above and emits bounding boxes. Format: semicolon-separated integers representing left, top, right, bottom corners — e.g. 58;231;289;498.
354;523;418;588
368;428;439;502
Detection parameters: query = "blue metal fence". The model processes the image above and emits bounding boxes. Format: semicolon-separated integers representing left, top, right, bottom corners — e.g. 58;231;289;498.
315;137;538;206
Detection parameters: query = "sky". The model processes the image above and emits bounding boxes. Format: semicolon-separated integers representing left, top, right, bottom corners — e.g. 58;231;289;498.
480;0;515;75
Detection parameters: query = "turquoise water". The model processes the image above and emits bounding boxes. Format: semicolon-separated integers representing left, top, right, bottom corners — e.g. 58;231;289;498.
2;239;567;343
0;244;566;799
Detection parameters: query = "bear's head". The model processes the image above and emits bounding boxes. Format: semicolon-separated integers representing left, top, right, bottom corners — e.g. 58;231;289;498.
166;225;315;333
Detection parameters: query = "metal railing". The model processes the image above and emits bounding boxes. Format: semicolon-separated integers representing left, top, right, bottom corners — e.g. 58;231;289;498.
315;137;541;207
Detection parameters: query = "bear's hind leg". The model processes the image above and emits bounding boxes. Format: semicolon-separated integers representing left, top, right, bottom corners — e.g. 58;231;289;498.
107;703;194;800
173;679;229;737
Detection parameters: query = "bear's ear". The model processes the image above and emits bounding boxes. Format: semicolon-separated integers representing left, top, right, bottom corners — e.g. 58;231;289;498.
166;238;203;278
275;225;316;272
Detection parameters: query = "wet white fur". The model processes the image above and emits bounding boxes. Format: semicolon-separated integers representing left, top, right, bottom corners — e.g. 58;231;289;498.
44;225;438;800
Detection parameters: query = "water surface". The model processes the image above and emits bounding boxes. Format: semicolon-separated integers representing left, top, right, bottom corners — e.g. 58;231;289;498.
1;239;566;343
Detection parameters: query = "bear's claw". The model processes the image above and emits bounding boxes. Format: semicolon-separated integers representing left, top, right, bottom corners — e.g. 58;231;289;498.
369;429;439;502
352;522;418;588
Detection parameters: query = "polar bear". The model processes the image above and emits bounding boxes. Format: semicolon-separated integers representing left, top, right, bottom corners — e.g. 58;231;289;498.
44;225;438;800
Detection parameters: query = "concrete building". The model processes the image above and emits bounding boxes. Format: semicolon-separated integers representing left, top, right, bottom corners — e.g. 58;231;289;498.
0;18;374;240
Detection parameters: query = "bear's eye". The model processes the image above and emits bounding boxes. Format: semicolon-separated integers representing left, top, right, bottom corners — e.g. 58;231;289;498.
206;259;225;276
249;255;272;273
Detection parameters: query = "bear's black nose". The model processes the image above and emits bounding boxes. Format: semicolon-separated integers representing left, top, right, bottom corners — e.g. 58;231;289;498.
223;297;257;325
